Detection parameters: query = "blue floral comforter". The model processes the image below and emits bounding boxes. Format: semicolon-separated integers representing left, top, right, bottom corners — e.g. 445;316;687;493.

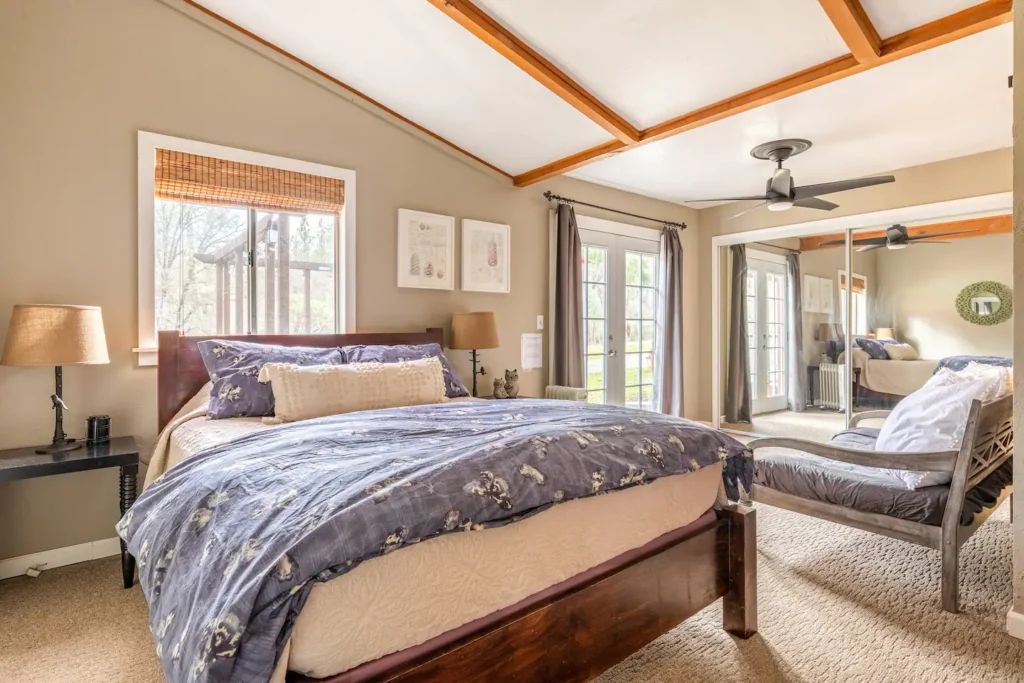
118;399;751;683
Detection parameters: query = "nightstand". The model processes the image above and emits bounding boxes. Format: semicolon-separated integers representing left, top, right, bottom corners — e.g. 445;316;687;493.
0;436;140;588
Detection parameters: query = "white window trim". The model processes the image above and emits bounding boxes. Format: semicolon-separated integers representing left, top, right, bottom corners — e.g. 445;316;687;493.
839;269;869;336
135;131;357;366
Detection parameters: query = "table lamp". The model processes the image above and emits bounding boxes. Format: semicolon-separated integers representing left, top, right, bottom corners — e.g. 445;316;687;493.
815;322;845;363
875;327;895;340
450;311;499;397
1;305;110;453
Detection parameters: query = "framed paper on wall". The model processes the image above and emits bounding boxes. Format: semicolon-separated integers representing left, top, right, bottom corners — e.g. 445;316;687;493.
820;277;835;315
397;209;455;290
462;219;510;294
803;274;820;313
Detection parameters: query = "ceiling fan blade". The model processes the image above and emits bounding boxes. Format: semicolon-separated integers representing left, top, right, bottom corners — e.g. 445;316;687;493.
905;229;980;242
857;244;887;252
909;240;951;245
769;168;791;196
727;201;768;220
686;195;769;203
793;197;838;211
792;175;895;199
819;235;888;247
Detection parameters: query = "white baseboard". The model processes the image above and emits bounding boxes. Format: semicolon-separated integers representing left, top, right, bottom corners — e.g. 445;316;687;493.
1007;608;1024;640
0;537;121;581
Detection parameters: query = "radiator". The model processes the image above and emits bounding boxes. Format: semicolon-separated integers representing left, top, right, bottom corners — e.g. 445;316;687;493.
818;363;846;411
544;385;588;402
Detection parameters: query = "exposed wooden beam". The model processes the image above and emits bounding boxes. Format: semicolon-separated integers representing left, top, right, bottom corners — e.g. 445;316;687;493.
798;214;1011;251
425;0;640;144
180;0;511;179
817;0;881;62
514;0;1012;187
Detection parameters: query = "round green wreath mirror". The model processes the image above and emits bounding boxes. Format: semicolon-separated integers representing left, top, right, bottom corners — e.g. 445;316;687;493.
955;281;1012;325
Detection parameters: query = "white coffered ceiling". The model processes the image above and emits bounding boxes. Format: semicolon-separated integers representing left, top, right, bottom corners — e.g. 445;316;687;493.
191;0;1010;206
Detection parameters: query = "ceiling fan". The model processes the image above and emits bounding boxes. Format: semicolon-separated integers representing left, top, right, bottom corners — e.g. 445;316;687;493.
818;223;980;252
687;139;895;218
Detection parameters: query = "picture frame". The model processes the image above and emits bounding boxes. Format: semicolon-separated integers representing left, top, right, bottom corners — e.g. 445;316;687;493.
461;219;511;294
820;277;835;315
803;274;820;313
397;209;455;290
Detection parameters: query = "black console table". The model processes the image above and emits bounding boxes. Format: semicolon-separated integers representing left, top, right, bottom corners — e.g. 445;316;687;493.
0;436;139;588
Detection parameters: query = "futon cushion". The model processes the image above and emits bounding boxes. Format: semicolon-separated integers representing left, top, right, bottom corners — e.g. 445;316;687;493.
754;428;1012;526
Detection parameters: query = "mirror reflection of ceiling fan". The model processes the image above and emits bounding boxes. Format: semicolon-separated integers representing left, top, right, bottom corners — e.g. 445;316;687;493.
818;223;980;252
687;139;896;219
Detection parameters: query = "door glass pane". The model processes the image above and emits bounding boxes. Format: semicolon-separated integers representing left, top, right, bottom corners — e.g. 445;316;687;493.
764;271;787;400
154;199;248;336
582;245;608;404
745;270;757;392
625;250;658;411
255;212;336;334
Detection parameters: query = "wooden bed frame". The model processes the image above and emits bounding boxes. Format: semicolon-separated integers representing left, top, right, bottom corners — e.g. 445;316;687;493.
156;330;757;682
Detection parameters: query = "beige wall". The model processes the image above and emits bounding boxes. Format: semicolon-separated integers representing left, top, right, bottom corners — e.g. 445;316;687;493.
798;247;878;365
697;148;1013;421
874;234;1013;360
0;0;700;560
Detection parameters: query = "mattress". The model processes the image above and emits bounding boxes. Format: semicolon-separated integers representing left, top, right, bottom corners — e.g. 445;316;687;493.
150;395;723;682
845;348;937;396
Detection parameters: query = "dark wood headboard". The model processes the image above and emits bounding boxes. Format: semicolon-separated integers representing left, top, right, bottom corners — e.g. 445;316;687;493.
157;328;445;431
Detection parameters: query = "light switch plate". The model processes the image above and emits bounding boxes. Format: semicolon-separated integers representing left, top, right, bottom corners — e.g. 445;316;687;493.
536;315;544;330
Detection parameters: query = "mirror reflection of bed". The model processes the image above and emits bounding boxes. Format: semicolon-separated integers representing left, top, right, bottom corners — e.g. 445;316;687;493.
719;216;1012;444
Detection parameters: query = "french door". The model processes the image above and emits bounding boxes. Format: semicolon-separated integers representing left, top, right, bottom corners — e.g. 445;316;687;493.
580;229;660;410
746;254;788;414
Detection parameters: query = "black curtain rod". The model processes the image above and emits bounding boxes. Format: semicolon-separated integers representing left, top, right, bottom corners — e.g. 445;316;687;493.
752;241;799;254
544;191;687;230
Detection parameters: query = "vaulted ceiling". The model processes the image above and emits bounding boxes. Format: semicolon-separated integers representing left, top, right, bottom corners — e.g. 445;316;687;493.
189;0;1012;206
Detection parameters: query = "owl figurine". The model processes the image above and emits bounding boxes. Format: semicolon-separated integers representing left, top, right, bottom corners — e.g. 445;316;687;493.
504;369;520;399
493;377;508;399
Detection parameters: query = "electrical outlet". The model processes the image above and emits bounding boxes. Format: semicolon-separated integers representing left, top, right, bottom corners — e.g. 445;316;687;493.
536;315;544;330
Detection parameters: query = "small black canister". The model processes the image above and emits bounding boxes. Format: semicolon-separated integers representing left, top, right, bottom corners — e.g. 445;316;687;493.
87;415;111;445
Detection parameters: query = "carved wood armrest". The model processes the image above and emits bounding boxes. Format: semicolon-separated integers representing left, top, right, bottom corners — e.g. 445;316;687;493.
747;437;958;473
849;410;892;427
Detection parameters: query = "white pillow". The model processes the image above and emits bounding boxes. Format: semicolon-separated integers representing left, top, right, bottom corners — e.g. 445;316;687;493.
257;357;446;423
882;343;918;361
876;366;1011;489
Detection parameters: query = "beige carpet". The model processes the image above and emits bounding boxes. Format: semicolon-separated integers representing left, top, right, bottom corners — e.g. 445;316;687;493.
2;505;1022;682
723;409;886;443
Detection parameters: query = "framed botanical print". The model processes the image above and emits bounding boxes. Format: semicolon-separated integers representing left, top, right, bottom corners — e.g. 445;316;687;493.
461;219;510;294
397;209;455;290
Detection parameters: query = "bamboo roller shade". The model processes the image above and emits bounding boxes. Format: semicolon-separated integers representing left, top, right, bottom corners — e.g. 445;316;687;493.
839;272;866;294
155;149;344;214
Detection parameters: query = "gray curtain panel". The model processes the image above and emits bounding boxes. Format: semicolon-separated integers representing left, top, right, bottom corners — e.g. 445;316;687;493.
786;252;808;412
724;244;752;423
553;203;584;387
657;226;684;416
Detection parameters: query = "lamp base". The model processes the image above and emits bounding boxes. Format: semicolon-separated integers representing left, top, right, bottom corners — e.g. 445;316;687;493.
35;440;82;455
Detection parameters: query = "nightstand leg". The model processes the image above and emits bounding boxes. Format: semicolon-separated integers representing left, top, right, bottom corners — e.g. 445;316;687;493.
119;464;138;589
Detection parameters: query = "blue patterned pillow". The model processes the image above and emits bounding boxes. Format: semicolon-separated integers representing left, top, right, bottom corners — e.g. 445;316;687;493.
341;343;469;398
855;337;896;360
198;340;344;419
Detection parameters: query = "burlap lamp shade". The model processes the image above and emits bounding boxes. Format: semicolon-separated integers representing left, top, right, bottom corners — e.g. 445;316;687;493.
450;311;499;350
450;312;499;397
2;305;109;453
2;304;110;366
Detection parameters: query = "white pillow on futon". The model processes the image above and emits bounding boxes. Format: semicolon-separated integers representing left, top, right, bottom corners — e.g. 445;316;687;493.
876;365;1010;489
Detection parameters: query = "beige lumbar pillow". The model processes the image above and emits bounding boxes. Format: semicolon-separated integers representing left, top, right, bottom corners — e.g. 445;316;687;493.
883;342;919;361
257;357;446;423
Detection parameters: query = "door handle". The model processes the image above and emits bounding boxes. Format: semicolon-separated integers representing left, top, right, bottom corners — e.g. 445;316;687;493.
609;349;617;357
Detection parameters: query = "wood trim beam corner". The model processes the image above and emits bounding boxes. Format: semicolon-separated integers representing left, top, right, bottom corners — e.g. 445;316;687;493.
426;0;640;144
798;214;1012;251
817;0;881;62
513;0;1012;186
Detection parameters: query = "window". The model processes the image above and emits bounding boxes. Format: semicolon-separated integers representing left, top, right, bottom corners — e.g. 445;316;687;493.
137;133;356;365
839;271;868;336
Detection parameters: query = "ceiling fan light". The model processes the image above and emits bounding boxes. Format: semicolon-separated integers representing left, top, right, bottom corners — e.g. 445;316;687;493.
887;243;907;250
767;200;793;212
